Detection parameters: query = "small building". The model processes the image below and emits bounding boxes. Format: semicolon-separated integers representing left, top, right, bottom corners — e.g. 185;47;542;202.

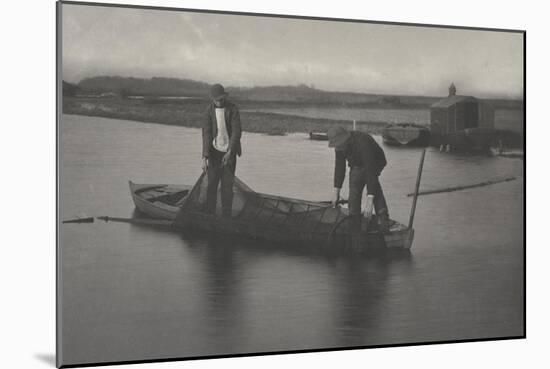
429;95;494;145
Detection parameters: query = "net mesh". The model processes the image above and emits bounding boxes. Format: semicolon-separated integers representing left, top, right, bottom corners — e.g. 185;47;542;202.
174;169;355;238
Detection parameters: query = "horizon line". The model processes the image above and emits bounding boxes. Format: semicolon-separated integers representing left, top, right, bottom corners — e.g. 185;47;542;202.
63;75;524;101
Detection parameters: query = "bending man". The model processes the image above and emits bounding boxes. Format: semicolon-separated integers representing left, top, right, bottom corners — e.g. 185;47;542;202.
328;126;390;233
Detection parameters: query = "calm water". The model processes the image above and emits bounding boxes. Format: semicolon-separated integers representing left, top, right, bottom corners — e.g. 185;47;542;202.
59;114;524;365
245;106;431;125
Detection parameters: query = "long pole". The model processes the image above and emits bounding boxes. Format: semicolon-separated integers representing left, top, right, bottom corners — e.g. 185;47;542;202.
97;216;173;227
405;176;516;197
408;148;426;229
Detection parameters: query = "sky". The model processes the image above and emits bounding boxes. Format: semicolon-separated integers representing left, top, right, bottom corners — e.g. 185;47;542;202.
61;4;524;98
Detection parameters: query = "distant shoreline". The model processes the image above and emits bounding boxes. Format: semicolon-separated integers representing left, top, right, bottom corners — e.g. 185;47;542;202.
62;97;391;135
62;97;524;149
64;77;524;111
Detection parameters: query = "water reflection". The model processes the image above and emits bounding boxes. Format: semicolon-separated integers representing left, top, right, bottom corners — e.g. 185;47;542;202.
331;253;412;346
180;230;414;351
60;115;523;364
187;236;249;350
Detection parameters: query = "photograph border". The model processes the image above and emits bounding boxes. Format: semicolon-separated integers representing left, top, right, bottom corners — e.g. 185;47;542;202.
56;1;527;367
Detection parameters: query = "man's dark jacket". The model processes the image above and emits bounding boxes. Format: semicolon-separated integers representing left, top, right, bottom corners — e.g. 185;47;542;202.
334;131;387;190
202;101;242;158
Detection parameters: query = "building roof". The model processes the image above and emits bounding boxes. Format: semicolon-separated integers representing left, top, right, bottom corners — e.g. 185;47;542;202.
430;95;478;108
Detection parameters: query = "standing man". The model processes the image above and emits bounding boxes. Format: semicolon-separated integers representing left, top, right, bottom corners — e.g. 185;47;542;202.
202;83;242;217
328;126;390;233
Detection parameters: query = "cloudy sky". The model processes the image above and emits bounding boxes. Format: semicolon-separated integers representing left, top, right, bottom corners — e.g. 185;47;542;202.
62;3;524;98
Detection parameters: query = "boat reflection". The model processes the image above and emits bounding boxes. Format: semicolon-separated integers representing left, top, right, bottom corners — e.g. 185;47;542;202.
180;233;414;351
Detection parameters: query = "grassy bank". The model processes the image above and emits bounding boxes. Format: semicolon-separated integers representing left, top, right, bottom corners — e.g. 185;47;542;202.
62;96;523;148
62;97;390;135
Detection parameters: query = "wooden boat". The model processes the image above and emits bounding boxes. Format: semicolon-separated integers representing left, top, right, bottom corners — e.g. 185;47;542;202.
309;131;329;141
127;149;426;253
129;182;192;220
382;123;430;146
129;183;414;252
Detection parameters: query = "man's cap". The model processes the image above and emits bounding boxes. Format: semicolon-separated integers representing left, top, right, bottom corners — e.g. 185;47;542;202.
327;126;351;148
210;83;228;99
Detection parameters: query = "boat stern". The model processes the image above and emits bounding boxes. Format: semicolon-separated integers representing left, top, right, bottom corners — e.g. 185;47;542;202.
384;227;414;249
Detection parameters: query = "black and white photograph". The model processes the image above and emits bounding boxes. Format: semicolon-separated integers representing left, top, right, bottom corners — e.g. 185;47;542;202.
56;1;525;367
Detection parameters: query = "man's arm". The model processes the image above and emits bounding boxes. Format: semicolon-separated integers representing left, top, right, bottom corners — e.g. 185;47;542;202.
334;150;346;189
228;105;242;155
202;107;212;159
332;150;346;207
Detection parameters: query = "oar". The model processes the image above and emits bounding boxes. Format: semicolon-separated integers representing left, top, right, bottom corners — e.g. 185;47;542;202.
62;217;95;224
405;176;516;197
97;216;173;227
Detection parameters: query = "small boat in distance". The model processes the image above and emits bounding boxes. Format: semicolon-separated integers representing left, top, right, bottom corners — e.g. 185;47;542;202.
382;123;430;146
309;131;329;141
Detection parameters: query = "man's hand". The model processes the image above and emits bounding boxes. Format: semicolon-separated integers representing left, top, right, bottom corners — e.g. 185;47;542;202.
201;158;208;172
331;188;341;208
221;151;233;167
363;194;374;219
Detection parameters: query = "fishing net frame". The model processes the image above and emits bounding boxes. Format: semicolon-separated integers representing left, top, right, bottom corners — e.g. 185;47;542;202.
172;169;372;247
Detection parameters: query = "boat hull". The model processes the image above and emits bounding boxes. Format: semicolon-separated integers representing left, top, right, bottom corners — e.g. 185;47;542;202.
129;181;414;251
382;123;431;147
309;132;329;141
177;211;414;251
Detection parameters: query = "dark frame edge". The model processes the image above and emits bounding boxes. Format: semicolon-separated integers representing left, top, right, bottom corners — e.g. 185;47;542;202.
522;30;526;339
56;1;63;368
